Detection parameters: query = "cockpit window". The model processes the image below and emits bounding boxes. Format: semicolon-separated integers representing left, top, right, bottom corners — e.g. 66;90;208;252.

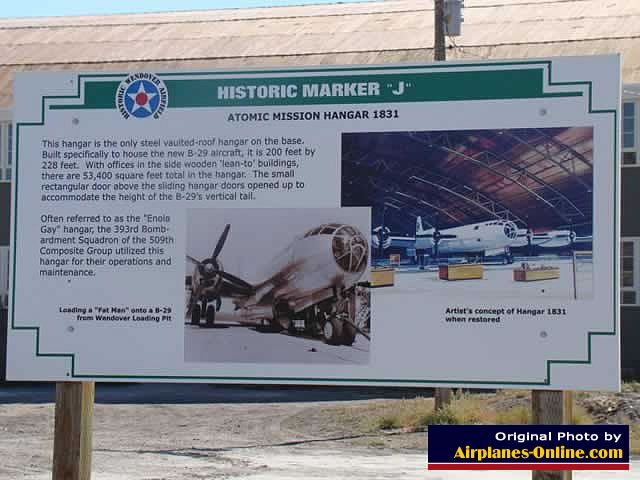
305;223;349;237
332;225;368;273
320;225;337;235
304;226;323;237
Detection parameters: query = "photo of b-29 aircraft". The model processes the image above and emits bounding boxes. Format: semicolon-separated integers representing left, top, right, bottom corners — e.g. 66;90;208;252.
184;208;371;364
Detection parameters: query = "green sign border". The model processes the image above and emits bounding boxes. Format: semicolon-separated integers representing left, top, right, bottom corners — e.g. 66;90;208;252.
10;59;618;386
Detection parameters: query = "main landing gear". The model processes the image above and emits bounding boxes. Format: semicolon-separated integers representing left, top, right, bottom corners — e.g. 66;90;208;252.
272;288;359;346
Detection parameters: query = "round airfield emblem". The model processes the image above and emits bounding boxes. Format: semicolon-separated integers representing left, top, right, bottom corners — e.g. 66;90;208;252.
116;73;168;119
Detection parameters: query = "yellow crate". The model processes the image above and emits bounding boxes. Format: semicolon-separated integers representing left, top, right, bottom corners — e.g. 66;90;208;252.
438;264;483;281
513;268;560;282
371;267;395;287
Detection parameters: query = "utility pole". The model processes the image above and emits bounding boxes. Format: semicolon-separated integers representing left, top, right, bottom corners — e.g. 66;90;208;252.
434;0;446;61
433;0;451;410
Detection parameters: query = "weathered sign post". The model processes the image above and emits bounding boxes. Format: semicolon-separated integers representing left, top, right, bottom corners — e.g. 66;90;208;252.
53;382;94;480
532;390;574;480
6;55;619;477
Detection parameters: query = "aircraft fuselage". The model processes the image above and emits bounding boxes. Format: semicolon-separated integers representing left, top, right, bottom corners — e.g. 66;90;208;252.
416;220;518;255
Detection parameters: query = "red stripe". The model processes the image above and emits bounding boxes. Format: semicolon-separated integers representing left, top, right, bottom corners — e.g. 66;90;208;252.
427;463;629;471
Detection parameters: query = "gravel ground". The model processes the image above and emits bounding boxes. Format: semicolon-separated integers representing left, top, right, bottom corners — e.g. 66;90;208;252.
1;383;640;480
0;383;429;480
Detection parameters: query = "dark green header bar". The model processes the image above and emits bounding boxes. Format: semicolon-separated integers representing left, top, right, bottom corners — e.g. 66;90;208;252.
52;68;580;111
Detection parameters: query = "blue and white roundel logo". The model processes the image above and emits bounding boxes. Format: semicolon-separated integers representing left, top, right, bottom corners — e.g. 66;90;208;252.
116;73;168;119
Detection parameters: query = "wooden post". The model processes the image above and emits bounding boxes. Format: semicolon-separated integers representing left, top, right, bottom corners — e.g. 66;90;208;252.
531;390;573;480
434;387;452;410
53;382;95;480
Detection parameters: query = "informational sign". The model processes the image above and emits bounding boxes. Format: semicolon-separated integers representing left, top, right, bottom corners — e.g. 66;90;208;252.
7;55;620;390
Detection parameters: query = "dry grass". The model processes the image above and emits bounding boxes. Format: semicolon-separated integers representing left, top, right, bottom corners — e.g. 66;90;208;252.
369;391;594;432
282;388;632;453
622;381;640;393
370;394;503;431
494;405;531;424
571;405;593;425
631;425;640;455
368;397;435;431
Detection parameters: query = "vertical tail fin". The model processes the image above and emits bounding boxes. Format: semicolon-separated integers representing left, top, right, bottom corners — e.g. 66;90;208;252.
416;216;424;234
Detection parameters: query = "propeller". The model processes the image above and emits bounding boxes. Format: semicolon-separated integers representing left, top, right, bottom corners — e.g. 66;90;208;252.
568;226;577;249
195;224;231;280
525;227;533;257
188;224;254;290
372;226;391;252
185;224;254;314
420;216;456;261
212;224;230;260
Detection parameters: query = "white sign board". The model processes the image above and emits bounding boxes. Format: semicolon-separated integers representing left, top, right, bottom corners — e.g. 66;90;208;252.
7;55;620;390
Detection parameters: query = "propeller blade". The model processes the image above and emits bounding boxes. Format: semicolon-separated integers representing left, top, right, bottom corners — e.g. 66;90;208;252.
212;224;231;260
186;255;202;265
219;271;254;292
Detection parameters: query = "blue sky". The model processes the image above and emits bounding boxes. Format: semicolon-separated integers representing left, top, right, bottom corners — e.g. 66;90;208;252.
2;0;376;18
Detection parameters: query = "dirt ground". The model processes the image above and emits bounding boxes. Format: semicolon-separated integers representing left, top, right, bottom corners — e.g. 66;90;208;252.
0;383;430;480
1;383;639;480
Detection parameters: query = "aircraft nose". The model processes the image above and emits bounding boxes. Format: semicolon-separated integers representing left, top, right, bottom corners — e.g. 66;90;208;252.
332;225;369;273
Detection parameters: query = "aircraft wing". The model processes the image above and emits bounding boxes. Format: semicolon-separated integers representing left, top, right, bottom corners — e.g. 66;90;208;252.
574;235;593;244
534;239;559;248
222;259;306;312
217;278;254;299
535;236;572;248
250;259;304;305
386;236;416;248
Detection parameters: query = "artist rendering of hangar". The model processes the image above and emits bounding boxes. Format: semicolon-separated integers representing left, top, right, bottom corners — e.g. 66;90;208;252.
0;0;639;377
343;127;594;300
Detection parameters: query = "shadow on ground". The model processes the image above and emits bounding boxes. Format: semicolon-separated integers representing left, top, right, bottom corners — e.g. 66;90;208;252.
0;382;439;405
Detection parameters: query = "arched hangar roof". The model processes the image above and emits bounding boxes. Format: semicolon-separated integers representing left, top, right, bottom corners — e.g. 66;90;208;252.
341;127;593;234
